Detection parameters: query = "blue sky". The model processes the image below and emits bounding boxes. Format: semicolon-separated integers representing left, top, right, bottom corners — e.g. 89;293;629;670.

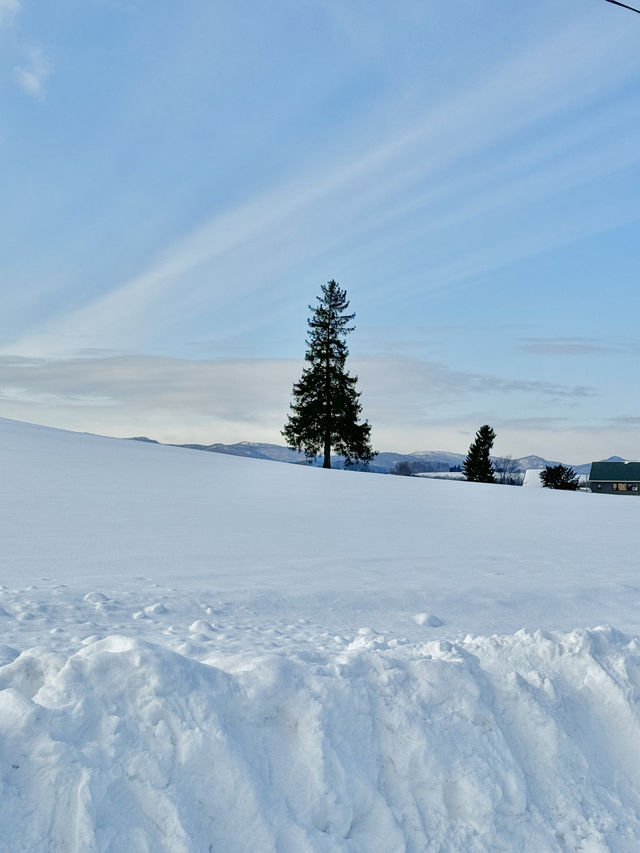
1;0;640;462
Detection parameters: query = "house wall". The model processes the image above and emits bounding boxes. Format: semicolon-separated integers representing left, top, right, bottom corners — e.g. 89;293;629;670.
588;481;640;495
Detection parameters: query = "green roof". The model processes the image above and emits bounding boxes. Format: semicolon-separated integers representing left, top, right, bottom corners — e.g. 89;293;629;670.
589;461;640;482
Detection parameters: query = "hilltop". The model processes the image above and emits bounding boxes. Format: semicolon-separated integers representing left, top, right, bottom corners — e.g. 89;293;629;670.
2;417;640;850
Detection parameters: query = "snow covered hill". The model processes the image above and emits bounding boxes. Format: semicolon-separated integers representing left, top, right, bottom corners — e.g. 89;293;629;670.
1;417;640;851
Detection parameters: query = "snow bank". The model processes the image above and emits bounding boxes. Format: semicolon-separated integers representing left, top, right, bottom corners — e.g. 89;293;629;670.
523;468;543;487
2;626;640;851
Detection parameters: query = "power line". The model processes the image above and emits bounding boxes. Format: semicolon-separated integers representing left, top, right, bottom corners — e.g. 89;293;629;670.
603;0;640;13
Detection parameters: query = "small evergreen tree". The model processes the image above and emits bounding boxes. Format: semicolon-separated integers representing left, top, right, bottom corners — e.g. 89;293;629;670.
462;425;496;483
540;464;579;490
282;280;375;469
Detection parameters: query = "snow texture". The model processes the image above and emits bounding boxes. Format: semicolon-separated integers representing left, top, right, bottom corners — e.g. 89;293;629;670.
523;468;544;488
1;417;640;851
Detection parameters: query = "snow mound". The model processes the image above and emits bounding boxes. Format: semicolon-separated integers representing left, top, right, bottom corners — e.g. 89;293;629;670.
1;627;640;851
413;612;444;627
523;468;543;487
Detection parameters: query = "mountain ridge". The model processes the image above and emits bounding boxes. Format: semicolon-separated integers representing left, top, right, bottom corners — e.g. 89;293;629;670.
130;437;627;475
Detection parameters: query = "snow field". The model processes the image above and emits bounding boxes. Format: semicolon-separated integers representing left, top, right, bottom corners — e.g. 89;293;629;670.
2;417;640;850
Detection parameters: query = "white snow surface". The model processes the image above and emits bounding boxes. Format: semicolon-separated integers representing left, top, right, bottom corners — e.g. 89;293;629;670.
2;417;640;851
522;468;544;488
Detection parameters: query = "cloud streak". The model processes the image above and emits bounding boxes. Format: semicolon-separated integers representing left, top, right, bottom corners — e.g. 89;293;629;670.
6;7;640;357
520;337;616;356
520;337;640;356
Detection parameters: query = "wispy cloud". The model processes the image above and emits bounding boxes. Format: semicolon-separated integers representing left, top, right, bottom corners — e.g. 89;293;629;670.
0;0;19;26
520;337;616;356
95;0;141;10
0;353;595;447
0;355;298;443
520;337;640;356
608;415;640;426
6;8;640;357
0;351;634;460
356;357;594;412
14;47;52;100
493;417;571;430
0;385;116;407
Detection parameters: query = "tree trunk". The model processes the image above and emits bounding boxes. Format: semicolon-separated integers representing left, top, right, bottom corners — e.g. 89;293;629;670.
323;436;331;468
323;335;332;468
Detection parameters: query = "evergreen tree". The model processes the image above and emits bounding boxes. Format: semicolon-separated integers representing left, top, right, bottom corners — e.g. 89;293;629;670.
462;424;496;483
283;280;375;469
540;464;579;490
392;461;415;476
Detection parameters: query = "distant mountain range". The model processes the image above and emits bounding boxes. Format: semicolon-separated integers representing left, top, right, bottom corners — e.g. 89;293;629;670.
130;437;626;476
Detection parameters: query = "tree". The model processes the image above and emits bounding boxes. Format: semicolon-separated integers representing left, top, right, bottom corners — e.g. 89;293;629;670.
494;455;523;486
540;464;579;490
392;461;414;476
282;280;375;469
462;425;496;483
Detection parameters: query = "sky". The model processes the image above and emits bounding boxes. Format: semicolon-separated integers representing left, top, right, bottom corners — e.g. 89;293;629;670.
1;0;640;463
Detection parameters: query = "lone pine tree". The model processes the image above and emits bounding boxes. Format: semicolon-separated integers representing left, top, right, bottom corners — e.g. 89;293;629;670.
283;280;375;469
462;424;496;483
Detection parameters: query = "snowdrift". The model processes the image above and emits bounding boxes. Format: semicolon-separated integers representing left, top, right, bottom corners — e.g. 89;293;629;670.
2;626;640;851
1;418;640;851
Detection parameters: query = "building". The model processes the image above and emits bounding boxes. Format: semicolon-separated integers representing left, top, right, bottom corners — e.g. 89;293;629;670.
588;461;640;495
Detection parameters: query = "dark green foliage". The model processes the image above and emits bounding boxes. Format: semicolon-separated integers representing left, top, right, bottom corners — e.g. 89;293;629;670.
282;280;375;469
540;464;579;490
462;425;496;483
392;461;414;476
